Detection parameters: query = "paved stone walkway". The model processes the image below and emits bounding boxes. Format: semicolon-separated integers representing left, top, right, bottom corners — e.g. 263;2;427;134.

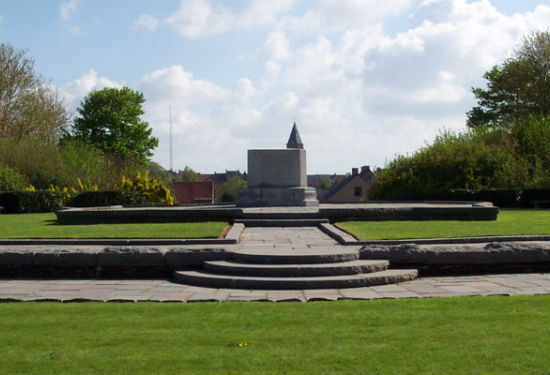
239;226;339;249
0;273;548;302
1;226;548;302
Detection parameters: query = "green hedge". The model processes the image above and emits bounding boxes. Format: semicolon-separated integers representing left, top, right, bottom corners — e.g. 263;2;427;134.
70;190;148;207
371;188;549;208
0;191;64;213
445;189;523;207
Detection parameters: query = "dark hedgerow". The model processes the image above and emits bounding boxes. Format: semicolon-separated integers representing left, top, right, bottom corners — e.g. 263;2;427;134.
70;190;148;207
0;191;64;213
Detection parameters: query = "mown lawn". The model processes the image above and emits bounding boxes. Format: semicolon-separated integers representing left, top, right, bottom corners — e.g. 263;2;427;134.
0;213;228;239
0;296;547;374
337;209;550;240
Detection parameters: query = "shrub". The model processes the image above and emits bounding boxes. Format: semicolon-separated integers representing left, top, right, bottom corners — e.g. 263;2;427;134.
119;172;174;206
0;191;64;213
521;189;550;208
216;176;247;203
70;190;147;207
0;165;28;191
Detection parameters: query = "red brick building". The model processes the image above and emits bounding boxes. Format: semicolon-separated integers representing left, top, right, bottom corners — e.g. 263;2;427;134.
172;181;215;205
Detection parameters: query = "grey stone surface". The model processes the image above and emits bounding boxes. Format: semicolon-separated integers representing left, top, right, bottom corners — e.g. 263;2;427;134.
97;247;164;266
33;247;98;266
247;149;307;188
224;223;244;242
164;247;229;267
203;259;389;277
237;186;319;207
173;268;418;290
0;247;34;265
55;202;501;225
359;241;550;265
319;223;358;243
1;273;547;302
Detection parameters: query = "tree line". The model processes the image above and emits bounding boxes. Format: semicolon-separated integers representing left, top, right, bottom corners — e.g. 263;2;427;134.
369;30;550;200
0;43;163;193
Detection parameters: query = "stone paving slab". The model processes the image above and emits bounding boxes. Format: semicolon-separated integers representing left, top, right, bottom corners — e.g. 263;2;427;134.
0;273;547;302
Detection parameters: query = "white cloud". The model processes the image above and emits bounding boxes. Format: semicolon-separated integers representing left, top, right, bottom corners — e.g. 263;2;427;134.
263;31;292;61
57;1;550;174
131;14;159;32
163;0;293;39
58;69;122;113
59;0;82;20
163;0;233;39
284;0;412;34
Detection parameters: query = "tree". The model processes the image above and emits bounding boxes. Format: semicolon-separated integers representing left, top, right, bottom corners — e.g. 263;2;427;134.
467;30;550;128
216;176;247;203
71;87;158;164
179;166;198;182
0;43;68;141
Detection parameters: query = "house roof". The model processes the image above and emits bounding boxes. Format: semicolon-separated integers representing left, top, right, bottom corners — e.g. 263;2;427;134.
322;167;375;200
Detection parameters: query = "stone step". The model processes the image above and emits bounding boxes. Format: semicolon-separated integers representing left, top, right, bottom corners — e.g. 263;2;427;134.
173;269;418;290
234;218;329;227
231;247;359;264
203;259;389;277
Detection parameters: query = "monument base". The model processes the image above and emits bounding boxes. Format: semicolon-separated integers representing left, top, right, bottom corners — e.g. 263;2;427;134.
237;187;319;207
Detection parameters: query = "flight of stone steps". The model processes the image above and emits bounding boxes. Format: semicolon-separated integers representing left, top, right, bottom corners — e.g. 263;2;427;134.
174;247;418;290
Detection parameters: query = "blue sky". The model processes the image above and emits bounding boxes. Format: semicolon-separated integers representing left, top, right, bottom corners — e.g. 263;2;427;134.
1;0;549;173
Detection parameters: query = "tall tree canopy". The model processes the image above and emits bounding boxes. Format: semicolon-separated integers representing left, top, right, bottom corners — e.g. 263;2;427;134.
71;87;158;164
467;30;550;128
0;43;68;141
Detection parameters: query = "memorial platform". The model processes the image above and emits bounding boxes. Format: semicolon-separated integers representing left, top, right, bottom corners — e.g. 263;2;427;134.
56;201;499;225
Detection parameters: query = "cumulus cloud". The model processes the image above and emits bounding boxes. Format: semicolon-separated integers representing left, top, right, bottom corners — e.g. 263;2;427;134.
56;1;550;173
163;0;293;38
284;0;412;34
59;0;82;20
131;14;159;32
263;31;292;61
58;69;122;113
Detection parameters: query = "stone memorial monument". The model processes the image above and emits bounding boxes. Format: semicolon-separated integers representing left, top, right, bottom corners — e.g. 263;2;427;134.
237;123;319;207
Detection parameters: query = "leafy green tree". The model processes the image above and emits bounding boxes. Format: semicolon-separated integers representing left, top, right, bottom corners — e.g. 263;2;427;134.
316;176;332;189
71;87;158;164
147;161;175;187
467;30;550;128
179;166;198;182
0;43;68;141
216;176;247;203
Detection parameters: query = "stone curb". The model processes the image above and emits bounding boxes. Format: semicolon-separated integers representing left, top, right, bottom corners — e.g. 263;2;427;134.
224;223;244;243
318;223;358;243
0;238;236;246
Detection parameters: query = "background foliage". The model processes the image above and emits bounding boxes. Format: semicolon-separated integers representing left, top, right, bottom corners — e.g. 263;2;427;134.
370;30;550;201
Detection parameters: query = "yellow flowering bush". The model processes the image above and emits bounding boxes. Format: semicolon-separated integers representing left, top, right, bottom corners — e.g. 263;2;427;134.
119;171;174;206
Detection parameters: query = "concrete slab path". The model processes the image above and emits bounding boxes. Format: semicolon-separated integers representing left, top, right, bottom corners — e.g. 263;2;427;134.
1;226;548;302
0;273;548;302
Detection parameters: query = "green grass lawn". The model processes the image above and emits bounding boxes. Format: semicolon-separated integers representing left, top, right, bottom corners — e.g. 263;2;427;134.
0;213;228;239
0;296;547;374
337;209;550;240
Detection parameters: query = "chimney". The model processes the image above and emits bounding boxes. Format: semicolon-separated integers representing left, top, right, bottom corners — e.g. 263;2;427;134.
352;168;359;176
361;166;371;174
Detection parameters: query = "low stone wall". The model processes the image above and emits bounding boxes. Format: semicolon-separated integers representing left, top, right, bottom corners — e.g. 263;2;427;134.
359;241;550;274
56;202;499;225
0;246;230;277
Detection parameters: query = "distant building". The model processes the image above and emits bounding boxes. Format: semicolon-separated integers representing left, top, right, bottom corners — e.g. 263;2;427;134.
172;181;215;205
322;166;375;203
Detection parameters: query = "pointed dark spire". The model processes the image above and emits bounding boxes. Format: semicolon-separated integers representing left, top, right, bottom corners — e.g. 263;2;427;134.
286;122;303;149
